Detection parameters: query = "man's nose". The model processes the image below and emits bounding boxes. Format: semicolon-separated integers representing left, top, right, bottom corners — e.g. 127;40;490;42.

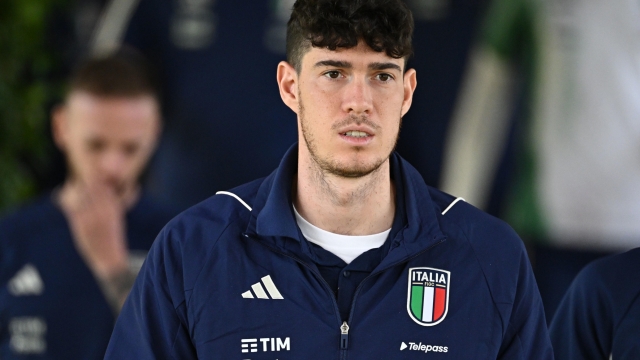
99;150;126;177
342;77;373;115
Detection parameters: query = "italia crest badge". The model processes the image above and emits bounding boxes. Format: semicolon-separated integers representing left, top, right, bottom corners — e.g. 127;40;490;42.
407;267;450;326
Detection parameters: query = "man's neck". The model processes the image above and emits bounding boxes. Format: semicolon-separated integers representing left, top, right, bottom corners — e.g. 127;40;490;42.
294;153;395;236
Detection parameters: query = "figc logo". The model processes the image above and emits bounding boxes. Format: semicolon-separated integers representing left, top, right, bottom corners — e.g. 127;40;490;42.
406;267;450;326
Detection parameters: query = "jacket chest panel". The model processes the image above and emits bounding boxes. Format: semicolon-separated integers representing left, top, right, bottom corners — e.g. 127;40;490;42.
188;254;339;358
345;263;501;358
186;247;502;359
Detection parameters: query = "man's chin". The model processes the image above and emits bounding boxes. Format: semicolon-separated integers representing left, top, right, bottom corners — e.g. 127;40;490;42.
319;158;386;178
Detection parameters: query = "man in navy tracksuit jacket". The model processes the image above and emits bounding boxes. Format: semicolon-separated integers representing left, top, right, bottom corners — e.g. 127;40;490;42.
550;248;640;359
106;0;553;358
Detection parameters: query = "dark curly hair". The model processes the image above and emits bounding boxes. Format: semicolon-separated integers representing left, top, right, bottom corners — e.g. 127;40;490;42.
287;0;414;72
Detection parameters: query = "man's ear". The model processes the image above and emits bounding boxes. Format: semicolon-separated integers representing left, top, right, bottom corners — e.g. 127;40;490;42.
277;61;299;114
401;68;417;117
51;104;69;152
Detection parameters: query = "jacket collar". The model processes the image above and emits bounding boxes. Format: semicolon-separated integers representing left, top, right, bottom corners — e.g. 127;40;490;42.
246;143;446;260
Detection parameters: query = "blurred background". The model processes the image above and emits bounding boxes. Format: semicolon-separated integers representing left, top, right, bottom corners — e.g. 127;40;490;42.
3;0;640;326
0;0;71;212
0;0;488;214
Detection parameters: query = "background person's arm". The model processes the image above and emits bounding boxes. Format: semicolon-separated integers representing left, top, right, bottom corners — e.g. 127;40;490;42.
105;226;197;359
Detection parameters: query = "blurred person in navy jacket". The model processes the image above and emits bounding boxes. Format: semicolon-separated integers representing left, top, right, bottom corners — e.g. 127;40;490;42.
550;248;640;359
0;53;175;359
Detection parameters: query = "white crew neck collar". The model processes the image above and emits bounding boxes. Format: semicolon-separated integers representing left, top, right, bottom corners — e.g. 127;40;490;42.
292;205;391;264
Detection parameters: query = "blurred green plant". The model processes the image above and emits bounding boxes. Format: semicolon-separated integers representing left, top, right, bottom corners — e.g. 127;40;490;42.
0;0;66;213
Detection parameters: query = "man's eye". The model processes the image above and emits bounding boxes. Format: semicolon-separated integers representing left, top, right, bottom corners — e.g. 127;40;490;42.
122;143;140;157
324;71;341;79
377;73;393;82
87;140;106;153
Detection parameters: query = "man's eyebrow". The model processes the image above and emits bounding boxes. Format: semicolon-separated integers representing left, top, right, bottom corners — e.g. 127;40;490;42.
314;60;352;69
368;62;402;72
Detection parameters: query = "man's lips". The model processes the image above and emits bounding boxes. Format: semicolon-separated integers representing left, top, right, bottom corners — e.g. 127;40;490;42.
332;115;380;133
338;127;374;144
343;130;371;138
333;115;379;144
336;123;376;136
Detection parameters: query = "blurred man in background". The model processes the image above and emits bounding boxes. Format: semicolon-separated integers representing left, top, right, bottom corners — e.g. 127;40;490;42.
0;53;175;359
91;0;299;210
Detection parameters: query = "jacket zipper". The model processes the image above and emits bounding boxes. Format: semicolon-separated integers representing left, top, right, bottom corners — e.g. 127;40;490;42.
340;321;349;349
336;238;445;359
246;233;446;359
345;238;447;343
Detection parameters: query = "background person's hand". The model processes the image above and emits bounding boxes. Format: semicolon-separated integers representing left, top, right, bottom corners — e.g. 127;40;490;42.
58;180;135;312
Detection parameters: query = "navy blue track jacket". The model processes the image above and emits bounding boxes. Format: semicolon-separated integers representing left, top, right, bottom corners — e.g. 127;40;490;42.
0;193;175;359
106;144;553;359
550;248;640;359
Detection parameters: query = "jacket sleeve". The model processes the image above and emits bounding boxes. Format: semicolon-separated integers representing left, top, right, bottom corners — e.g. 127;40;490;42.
497;247;554;359
548;261;613;360
105;227;197;359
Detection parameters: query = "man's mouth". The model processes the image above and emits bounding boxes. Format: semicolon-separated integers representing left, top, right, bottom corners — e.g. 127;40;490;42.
343;130;371;138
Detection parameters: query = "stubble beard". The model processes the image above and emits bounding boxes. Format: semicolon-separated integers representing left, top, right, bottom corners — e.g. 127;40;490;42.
298;98;401;179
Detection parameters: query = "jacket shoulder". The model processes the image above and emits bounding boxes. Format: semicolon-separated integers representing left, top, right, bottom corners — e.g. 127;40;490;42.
0;195;62;249
571;248;640;305
164;178;262;237
142;178;263;296
429;187;528;304
429;187;523;253
0;195;54;228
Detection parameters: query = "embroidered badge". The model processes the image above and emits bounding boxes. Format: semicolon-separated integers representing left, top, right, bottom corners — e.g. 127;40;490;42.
407;267;450;326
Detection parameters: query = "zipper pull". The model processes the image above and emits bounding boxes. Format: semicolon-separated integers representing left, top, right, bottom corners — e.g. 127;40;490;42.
340;321;349;349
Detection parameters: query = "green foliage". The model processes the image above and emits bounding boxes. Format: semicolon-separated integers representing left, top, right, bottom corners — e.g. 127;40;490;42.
0;0;65;213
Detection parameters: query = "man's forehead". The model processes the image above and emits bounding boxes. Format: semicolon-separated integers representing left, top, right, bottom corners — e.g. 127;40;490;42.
67;91;156;108
301;43;405;71
65;91;159;134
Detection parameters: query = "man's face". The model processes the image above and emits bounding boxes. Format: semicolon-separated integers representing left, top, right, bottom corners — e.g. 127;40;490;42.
281;42;417;177
53;91;160;199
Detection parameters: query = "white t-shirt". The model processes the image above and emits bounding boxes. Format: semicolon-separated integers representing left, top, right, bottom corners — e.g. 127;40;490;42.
293;206;391;264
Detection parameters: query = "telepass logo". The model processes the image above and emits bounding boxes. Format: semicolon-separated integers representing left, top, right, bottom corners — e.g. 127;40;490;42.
407;267;450;326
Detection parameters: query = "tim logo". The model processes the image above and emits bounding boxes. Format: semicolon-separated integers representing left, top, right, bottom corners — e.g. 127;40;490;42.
241;337;290;353
407;267;450;326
